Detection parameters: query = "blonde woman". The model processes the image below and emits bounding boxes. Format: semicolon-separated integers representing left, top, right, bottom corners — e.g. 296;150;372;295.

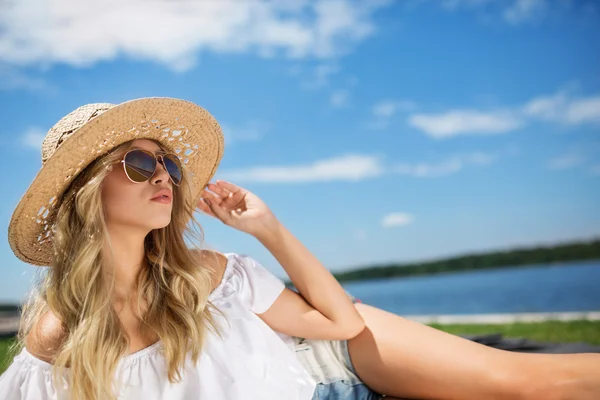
0;98;598;400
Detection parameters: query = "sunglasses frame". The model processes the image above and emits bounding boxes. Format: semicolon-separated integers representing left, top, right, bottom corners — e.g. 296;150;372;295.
118;148;183;186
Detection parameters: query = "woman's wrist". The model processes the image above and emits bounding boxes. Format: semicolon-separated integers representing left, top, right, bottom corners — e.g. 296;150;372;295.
253;215;284;247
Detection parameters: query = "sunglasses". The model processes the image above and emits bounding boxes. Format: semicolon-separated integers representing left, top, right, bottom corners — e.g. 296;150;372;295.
118;149;183;186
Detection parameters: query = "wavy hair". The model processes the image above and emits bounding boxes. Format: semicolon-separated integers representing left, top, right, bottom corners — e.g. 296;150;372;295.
10;139;224;399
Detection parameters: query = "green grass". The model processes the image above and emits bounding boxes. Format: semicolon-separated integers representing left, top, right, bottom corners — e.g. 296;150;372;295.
0;337;18;375
1;320;599;375
430;320;600;345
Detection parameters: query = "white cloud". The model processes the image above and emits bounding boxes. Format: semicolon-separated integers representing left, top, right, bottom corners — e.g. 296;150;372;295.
523;92;600;124
408;110;522;139
393;159;462;177
373;100;416;117
0;64;54;92
566;97;600;124
407;89;600;139
300;63;340;89
547;152;586;170
392;152;496;177
0;0;393;71
522;91;568;120
441;0;552;24
218;154;385;183
373;102;397;119
381;212;414;228
330;90;350;108
547;142;600;172
504;0;547;24
20;127;46;150
464;151;496;165
220;120;270;144
368;99;417;130
217;150;496;184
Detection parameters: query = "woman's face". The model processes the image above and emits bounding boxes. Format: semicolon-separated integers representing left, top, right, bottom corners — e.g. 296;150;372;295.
101;139;174;234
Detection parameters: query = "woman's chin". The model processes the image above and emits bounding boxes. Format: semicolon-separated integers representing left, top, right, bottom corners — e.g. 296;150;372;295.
146;216;172;230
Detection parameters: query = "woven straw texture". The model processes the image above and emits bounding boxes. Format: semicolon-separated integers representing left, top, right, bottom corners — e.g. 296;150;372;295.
8;97;224;266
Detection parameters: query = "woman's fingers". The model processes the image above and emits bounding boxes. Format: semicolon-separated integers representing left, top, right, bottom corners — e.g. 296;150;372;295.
200;182;248;223
197;196;217;218
202;195;231;222
202;188;223;202
207;182;243;208
215;180;244;194
207;182;229;197
200;188;237;218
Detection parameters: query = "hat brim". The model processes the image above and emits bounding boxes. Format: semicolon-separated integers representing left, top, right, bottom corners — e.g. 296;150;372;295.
8;97;224;266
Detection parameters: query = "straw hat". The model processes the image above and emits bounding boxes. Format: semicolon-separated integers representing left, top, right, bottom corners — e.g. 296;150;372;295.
8;97;224;266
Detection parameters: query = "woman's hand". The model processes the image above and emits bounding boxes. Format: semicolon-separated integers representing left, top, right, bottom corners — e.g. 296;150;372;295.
197;180;280;238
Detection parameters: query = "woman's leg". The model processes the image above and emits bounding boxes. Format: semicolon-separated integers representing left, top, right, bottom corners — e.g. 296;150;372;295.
347;303;600;400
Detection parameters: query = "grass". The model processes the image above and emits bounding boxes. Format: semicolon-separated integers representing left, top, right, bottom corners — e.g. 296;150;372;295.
1;320;599;375
0;337;17;375
430;320;600;345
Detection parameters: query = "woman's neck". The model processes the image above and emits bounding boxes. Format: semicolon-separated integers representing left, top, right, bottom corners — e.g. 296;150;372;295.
102;226;148;301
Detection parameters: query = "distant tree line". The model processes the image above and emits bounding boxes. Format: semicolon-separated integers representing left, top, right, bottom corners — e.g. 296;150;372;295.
0;304;18;313
286;237;600;286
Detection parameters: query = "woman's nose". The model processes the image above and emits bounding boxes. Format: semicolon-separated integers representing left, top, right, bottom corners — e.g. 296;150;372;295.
151;158;171;185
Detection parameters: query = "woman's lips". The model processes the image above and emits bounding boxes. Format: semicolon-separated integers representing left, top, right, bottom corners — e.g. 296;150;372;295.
150;196;172;204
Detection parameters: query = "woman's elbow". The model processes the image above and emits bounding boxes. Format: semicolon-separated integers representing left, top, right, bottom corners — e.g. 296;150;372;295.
338;317;366;340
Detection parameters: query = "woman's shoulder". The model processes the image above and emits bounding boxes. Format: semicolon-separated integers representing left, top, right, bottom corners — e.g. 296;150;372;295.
192;249;229;293
24;310;66;365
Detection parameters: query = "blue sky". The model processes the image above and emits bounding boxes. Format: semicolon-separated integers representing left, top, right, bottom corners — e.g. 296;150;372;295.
1;0;599;303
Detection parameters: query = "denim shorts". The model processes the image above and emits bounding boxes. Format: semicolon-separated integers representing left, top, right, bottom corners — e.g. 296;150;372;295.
293;291;383;400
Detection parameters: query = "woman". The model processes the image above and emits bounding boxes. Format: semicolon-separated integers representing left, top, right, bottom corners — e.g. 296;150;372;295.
0;98;597;400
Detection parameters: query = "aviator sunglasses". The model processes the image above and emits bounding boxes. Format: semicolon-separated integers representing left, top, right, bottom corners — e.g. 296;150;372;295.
118;149;183;186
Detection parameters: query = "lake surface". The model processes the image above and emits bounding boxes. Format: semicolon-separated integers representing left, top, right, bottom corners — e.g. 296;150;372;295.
341;260;600;316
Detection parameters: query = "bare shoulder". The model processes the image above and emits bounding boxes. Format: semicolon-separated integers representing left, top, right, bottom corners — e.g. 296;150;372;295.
25;310;66;364
193;249;228;292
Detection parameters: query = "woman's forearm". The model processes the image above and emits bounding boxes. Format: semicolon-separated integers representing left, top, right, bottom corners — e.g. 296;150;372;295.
255;219;365;335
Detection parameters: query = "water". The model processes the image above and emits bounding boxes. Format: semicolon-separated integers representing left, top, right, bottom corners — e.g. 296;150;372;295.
341;260;600;316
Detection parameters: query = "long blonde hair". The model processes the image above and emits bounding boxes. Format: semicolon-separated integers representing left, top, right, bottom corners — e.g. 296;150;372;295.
11;139;224;399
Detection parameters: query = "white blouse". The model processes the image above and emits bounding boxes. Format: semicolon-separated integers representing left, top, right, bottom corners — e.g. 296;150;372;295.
0;252;317;400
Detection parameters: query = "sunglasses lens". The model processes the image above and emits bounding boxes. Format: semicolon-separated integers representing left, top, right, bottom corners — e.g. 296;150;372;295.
163;154;182;186
124;150;156;182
